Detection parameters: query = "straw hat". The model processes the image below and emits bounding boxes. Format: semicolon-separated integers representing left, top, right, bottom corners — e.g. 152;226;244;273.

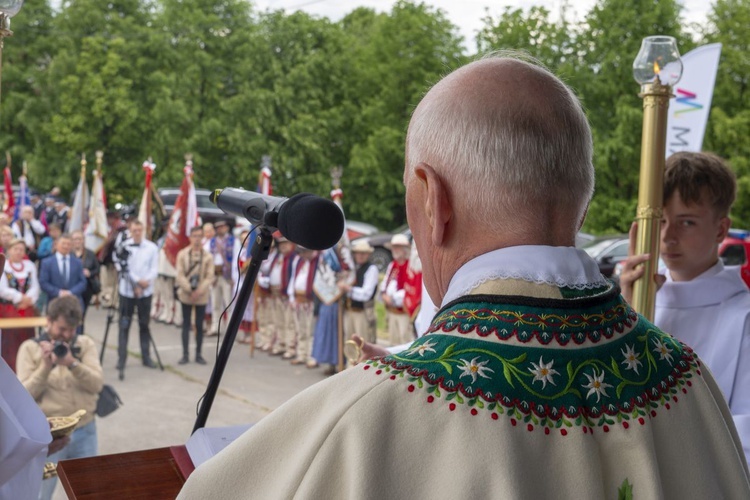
351;240;374;254
385;234;410;249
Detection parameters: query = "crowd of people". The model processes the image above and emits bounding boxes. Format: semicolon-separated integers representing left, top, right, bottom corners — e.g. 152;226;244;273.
2;53;750;498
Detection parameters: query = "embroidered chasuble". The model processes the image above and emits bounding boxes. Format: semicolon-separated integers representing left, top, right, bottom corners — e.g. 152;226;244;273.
179;249;750;499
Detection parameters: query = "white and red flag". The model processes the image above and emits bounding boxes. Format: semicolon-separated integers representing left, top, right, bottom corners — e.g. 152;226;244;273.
85;167;109;253
163;159;200;266
137;158;157;238
68;162;90;232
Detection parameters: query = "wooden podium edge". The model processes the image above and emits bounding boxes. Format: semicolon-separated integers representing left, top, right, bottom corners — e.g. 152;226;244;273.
57;446;196;499
170;445;196;479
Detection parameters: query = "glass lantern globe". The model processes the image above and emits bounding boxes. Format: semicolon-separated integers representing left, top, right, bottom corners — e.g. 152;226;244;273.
632;36;682;86
0;0;23;17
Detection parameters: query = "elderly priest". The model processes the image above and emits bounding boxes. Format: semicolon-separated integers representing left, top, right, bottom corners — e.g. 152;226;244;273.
179;55;750;499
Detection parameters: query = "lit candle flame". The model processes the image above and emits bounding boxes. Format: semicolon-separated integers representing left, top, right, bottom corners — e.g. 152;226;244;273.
653;60;661;74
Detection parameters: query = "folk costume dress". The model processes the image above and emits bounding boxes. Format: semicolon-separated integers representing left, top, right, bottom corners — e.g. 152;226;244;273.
0;259;40;372
179;246;750;500
655;260;750;463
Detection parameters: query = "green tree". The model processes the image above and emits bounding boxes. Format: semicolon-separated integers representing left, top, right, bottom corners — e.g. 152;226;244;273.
702;0;750;228
343;1;464;228
0;0;57;177
575;0;688;234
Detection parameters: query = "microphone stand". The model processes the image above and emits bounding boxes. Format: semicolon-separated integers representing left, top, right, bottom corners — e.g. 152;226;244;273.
192;226;273;433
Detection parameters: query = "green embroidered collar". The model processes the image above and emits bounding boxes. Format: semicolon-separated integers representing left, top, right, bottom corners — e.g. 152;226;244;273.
367;295;699;435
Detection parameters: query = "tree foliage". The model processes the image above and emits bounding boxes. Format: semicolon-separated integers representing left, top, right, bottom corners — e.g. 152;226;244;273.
1;0;749;232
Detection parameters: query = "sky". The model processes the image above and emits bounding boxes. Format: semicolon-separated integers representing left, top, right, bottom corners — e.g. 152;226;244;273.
253;0;713;50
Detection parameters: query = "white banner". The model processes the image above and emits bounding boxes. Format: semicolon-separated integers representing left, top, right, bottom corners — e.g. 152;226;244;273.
666;43;722;156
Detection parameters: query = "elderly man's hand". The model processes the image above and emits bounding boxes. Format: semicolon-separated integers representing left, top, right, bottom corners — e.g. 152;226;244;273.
47;422;71;455
620;222;666;304
351;334;389;364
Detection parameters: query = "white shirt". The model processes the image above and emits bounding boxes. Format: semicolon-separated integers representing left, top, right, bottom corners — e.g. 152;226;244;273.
0;260;40;305
114;238;159;298
655;260;750;463
380;261;408;308
55;252;72;284
12;219;45;249
289;259;313;298
348;264;379;303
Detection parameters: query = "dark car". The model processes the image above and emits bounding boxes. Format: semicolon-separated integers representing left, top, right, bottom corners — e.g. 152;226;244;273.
582;236;629;277
158;187;235;227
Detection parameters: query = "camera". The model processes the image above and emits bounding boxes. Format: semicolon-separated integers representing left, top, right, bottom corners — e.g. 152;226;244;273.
52;341;70;358
115;243;131;270
189;274;200;291
52;340;81;358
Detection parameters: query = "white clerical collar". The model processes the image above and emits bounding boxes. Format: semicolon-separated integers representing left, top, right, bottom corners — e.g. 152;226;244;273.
664;259;723;283
442;245;607;306
658;259;746;308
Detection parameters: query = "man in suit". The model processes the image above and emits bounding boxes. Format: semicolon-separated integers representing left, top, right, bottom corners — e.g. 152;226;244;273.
39;233;87;310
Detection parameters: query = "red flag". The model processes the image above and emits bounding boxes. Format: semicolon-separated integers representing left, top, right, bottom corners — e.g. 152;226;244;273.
3;166;15;217
164;161;199;266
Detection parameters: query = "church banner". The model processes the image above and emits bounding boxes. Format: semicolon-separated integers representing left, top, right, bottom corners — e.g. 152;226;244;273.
666;43;722;156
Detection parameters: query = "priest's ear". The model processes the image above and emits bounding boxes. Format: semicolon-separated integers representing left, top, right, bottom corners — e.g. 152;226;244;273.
413;162;452;247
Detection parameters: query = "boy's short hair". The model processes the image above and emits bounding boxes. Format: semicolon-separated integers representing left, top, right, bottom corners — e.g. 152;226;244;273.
190;226;203;235
664;152;737;217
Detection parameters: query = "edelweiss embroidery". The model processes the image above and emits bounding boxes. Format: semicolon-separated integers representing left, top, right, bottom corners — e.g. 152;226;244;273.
364;297;700;436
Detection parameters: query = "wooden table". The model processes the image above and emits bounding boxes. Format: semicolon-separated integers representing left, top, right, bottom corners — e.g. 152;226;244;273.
0;317;48;328
0;316;47;372
57;446;195;499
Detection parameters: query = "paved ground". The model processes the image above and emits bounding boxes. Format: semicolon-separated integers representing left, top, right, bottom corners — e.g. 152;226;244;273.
52;305;360;498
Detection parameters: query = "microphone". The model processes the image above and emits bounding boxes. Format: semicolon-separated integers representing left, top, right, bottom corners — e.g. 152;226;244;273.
209;188;345;250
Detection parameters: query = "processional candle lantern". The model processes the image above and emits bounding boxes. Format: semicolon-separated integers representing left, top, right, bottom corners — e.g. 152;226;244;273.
631;36;683;320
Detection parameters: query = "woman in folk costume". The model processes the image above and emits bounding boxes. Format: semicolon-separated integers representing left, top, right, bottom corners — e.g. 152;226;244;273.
232;228;256;344
311;243;354;375
0;239;41;371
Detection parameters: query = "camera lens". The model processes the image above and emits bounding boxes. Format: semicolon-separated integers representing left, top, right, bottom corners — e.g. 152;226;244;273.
53;342;69;358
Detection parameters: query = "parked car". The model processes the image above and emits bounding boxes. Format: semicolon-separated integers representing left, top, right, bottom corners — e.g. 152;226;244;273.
158;187;235;227
720;232;750;289
345;220;379;242
582;236;629;277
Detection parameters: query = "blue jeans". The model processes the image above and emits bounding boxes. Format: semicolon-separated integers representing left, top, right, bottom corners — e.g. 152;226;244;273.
39;420;98;500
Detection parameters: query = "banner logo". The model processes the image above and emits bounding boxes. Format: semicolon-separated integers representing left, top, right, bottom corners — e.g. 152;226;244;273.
673;88;703;115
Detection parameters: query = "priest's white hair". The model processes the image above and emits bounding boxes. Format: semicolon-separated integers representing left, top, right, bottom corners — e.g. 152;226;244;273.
405;53;594;237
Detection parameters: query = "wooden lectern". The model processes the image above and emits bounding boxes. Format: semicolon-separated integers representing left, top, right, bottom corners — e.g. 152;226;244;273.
56;446;196;499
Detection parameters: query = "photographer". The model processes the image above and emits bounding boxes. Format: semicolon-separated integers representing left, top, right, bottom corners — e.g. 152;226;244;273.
113;219;159;380
175;226;214;365
16;295;104;500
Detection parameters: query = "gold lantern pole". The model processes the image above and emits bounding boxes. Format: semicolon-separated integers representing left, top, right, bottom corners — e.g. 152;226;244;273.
631;36;683;320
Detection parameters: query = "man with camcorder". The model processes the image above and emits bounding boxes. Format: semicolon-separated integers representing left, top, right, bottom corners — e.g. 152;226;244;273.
16;295;104;500
113;219;159;380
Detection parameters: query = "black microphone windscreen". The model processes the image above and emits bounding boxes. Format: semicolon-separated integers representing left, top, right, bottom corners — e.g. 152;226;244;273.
277;194;345;250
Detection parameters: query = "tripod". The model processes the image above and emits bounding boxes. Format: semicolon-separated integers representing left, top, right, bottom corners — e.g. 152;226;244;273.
100;263;164;379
